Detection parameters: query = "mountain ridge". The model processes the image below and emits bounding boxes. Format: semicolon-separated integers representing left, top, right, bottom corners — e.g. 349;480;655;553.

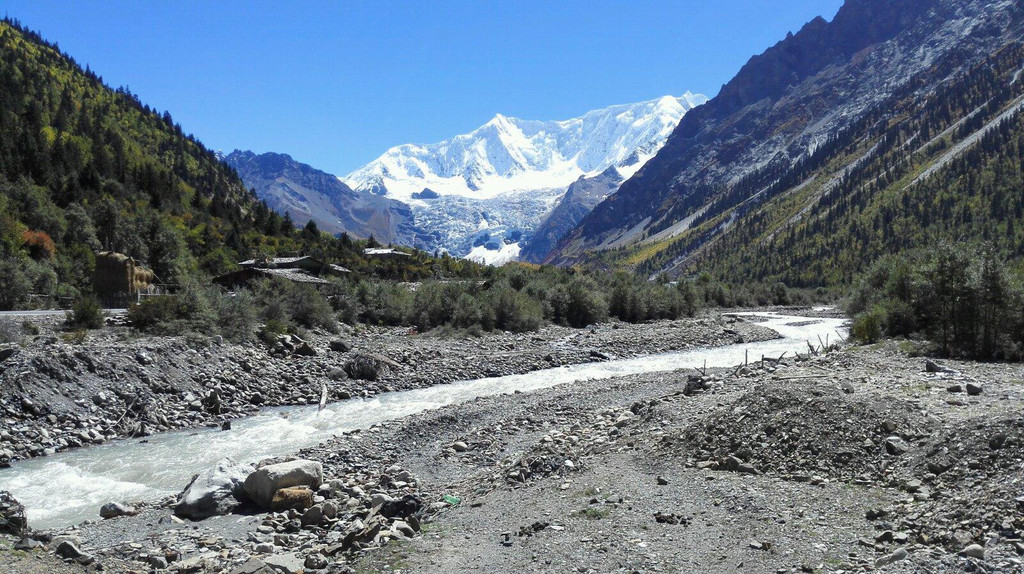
343;93;707;202
548;0;1024;284
222;150;418;245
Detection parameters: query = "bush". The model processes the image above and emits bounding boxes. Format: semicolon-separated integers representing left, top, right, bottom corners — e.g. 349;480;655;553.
66;295;104;329
213;289;259;343
851;306;885;344
490;287;543;332
287;284;337;332
0;258;33;310
128;296;187;332
558;279;607;328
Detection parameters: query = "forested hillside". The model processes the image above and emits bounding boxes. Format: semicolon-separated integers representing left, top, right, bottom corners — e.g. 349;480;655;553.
0;19;487;309
597;40;1024;286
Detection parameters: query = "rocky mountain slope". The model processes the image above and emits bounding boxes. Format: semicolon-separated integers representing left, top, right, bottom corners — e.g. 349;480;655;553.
222;150;418;245
549;0;1024;279
518;167;623;263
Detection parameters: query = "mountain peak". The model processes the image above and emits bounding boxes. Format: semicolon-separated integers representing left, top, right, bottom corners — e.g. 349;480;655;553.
343;94;706;202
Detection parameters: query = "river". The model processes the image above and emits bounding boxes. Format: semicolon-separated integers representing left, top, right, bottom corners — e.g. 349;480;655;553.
0;312;846;530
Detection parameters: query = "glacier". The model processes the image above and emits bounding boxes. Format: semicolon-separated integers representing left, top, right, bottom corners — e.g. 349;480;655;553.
345;93;707;203
341;94;705;262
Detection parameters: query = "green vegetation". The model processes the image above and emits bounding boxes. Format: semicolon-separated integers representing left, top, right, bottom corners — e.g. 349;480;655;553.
579;507;611;520
126;265;712;340
65;295;104;329
849;243;1024;360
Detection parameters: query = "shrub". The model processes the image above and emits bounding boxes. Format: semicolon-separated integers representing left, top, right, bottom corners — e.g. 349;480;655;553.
287;284;337;332
0;258;33;310
66;295;104;330
851;306;885;344
489;287;543;332
20;320;39;336
213;289;259;343
128;296;186;331
60;330;88;345
558;279;607;328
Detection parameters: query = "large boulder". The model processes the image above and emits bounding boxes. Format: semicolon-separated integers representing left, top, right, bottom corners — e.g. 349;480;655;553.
343;353;398;381
0;491;27;535
243;460;323;509
175;458;254;520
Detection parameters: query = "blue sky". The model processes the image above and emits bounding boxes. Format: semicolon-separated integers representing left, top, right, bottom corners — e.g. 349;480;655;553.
5;1;843;175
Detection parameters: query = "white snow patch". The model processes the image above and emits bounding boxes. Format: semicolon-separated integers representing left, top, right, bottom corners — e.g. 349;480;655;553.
466;242;522;266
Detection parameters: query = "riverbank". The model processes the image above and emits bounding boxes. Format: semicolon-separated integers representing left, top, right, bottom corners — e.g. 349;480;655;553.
0;312;778;466
8;318;1024;573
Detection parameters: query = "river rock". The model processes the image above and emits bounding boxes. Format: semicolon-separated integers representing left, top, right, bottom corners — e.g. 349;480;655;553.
343;353;398;381
294;341;317;357
960;544;985;559
100;501;135;519
270;486;314;512
264;552;305;574
0;348;18;363
175;457;253;520
304;553;329;570
243;459;323;509
229;558;276;574
0;491;27;535
329;340;352;353
54;540;84;559
300;504;324;526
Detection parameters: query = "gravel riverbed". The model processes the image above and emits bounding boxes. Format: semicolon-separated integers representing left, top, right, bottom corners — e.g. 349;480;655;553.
4;312;1023;573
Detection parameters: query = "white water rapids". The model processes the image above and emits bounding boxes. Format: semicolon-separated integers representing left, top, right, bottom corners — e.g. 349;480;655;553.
0;313;846;530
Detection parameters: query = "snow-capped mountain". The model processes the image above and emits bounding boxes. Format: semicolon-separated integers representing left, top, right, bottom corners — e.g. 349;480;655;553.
342;93;706;260
345;93;706;201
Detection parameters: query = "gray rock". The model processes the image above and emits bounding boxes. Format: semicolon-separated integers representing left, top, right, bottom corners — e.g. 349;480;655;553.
966;383;983;396
304;553;329;570
329;340;352;353
960;544;985;559
343;353;397;381
294;342;317;356
54;540;83;559
452;441;469;452
264;552;305;574
14;537;42;550
875;547;908;567
243;460;323;509
175;457;253;520
884;436;909;456
0;491;28;535
301;504;324;527
99;501;135;519
230;558;276;574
